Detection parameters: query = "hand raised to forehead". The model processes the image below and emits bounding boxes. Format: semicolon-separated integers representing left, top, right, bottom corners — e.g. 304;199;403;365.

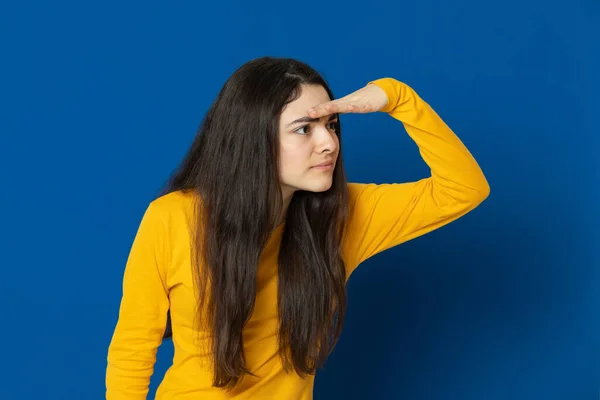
307;83;388;118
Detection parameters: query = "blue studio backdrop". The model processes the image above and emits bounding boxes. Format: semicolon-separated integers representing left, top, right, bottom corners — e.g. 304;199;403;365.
1;1;598;399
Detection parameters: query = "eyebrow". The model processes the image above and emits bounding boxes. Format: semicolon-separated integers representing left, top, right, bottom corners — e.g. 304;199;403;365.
286;113;338;128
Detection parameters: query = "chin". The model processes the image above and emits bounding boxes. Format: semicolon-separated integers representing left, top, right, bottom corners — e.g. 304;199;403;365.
282;177;334;195
304;180;333;193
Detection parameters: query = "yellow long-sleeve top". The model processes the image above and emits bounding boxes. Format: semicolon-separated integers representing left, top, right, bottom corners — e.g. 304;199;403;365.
106;78;490;399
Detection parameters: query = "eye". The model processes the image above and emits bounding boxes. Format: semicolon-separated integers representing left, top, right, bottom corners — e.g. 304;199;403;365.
294;125;311;135
327;121;339;131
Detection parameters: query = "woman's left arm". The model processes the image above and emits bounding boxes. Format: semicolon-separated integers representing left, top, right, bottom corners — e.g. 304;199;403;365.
308;78;490;273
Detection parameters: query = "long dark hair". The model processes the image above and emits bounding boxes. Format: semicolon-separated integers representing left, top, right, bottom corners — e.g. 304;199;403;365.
160;57;349;389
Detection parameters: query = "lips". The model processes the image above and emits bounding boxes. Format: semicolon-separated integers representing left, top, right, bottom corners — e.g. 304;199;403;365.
312;161;334;168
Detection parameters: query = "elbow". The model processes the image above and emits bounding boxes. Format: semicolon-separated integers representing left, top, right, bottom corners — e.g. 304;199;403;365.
453;170;490;208
471;176;490;205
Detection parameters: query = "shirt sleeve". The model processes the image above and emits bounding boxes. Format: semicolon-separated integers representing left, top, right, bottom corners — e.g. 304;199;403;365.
106;201;170;400
342;78;490;275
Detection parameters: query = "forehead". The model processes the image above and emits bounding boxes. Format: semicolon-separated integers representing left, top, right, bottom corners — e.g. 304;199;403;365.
281;84;331;120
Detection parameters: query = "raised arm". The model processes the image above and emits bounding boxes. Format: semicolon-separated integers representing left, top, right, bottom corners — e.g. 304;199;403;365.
310;78;490;273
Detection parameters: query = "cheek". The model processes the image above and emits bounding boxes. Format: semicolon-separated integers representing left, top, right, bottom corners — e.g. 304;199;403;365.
279;141;310;172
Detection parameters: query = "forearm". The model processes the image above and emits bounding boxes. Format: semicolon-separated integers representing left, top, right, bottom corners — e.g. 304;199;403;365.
369;78;490;205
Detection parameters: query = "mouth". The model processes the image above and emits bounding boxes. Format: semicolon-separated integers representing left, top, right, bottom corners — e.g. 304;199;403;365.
311;162;334;170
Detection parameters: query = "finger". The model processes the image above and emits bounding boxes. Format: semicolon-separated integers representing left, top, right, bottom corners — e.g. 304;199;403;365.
323;101;365;114
330;98;374;114
308;100;350;117
307;102;336;117
347;102;372;113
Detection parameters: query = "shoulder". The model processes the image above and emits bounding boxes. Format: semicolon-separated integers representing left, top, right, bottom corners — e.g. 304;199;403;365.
347;181;394;206
345;182;381;232
347;182;372;200
146;189;201;228
151;189;198;211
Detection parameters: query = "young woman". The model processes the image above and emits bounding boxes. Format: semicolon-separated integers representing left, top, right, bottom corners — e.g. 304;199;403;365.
106;57;489;399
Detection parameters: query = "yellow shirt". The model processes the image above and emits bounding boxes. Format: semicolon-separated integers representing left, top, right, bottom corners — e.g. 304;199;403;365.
106;78;490;399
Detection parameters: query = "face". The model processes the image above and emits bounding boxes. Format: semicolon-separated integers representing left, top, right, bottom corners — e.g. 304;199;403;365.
278;84;340;202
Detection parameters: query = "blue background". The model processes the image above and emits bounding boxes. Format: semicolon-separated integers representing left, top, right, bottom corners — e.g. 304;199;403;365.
1;1;598;399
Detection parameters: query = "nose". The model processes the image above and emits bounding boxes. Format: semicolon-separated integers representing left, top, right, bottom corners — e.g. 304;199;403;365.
313;124;339;154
